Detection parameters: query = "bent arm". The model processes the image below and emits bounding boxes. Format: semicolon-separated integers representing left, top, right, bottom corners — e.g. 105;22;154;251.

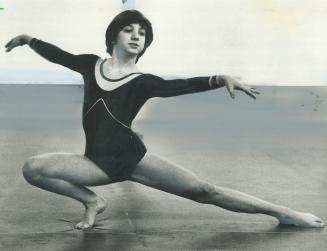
145;75;224;98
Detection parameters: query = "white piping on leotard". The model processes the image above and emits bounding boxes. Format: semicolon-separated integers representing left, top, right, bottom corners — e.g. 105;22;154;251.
94;58;143;91
84;98;131;130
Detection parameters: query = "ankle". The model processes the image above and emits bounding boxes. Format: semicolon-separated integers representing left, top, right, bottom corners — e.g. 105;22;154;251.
82;195;98;206
85;196;106;206
271;206;293;219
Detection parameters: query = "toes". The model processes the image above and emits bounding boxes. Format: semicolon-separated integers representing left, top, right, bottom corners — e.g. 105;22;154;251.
314;222;325;228
315;220;326;228
75;222;92;230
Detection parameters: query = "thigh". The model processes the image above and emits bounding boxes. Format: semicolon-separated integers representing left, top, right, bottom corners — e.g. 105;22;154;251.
29;152;111;186
129;152;203;195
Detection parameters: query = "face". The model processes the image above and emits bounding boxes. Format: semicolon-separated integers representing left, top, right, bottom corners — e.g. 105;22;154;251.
115;23;146;56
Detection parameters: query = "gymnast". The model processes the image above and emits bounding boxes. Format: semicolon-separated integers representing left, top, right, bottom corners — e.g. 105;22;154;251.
5;10;325;229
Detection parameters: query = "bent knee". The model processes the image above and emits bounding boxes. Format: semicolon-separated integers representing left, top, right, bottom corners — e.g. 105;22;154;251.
181;181;215;203
22;156;45;184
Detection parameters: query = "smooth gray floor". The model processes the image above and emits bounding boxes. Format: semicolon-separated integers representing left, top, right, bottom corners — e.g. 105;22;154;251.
0;84;326;250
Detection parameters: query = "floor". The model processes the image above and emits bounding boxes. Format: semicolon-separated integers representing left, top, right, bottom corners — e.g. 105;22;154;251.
0;84;326;250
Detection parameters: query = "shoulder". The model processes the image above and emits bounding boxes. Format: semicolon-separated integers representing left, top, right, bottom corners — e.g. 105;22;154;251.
139;74;164;82
136;74;167;94
77;54;99;64
135;74;163;88
76;54;100;71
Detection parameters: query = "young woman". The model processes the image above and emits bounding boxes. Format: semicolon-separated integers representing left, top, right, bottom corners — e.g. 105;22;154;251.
5;10;325;229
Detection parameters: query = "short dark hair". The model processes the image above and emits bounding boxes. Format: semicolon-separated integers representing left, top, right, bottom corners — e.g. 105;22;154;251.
105;10;153;62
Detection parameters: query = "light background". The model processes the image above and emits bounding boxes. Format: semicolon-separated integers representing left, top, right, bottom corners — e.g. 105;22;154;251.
1;0;327;85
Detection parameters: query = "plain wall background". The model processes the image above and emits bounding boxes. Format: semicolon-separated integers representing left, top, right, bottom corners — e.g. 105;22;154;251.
1;0;327;85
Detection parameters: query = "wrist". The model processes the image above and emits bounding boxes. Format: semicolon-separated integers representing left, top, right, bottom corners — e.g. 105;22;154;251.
21;35;33;45
25;35;33;45
26;37;37;48
209;75;225;89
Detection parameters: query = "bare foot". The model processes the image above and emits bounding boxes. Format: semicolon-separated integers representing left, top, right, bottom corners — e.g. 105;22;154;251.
276;208;325;228
75;197;107;230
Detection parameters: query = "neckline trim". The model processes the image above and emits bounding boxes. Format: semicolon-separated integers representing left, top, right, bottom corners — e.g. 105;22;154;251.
100;59;143;82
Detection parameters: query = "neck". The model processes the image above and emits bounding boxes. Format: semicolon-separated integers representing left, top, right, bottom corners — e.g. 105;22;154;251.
111;48;137;70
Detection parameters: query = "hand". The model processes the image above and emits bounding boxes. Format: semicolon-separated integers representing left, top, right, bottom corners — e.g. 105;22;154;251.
5;34;32;52
218;75;260;100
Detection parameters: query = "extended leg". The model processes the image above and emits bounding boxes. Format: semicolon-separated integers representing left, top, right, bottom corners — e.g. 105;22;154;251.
130;153;325;228
22;152;111;229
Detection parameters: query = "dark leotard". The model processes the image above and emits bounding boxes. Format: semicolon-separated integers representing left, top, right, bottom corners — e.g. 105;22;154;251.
29;39;219;182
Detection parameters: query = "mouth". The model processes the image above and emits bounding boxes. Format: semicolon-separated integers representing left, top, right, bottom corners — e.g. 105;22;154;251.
129;43;139;48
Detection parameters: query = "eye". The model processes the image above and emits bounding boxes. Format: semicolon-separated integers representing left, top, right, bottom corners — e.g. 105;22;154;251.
123;27;133;33
139;29;146;36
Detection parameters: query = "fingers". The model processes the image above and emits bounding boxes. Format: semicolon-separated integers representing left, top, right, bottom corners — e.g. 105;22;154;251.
225;83;235;99
5;40;12;48
4;36;25;52
246;87;261;99
234;82;260;100
242;87;257;100
250;87;260;94
5;39;20;53
225;77;260;100
5;40;13;52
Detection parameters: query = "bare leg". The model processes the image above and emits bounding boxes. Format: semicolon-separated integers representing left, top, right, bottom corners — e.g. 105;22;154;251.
130;153;325;228
22;152;111;229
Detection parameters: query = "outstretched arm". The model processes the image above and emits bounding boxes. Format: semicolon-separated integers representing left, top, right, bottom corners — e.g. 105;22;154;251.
145;75;259;99
5;35;90;74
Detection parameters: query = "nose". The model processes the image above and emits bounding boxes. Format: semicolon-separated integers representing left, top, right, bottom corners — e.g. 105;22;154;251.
131;30;139;41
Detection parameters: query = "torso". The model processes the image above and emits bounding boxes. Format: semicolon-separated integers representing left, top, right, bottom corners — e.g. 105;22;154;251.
82;57;149;182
